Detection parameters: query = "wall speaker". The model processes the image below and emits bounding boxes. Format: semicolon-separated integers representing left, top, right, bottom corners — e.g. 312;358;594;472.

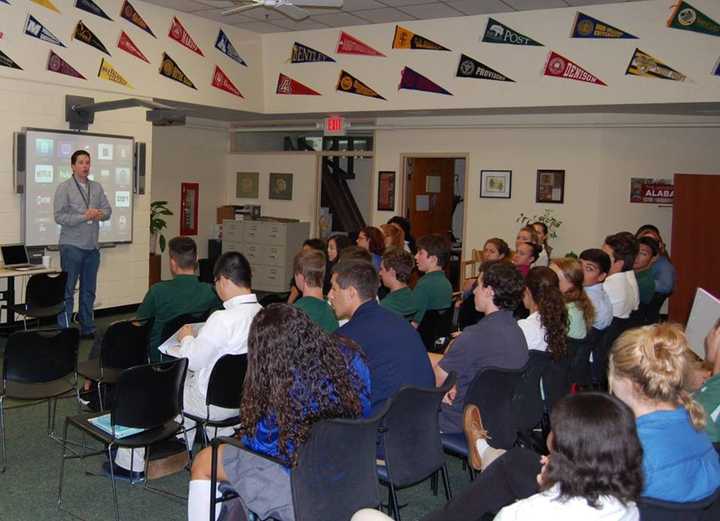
134;141;146;195
13;132;26;194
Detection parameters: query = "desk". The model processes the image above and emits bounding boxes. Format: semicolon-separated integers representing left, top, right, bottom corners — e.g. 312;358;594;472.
0;267;61;329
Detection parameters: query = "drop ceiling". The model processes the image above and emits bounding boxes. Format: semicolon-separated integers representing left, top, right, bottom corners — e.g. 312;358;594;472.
144;0;644;34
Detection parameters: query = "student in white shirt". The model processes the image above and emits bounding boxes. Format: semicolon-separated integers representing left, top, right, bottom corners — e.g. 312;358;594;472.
602;233;640;319
517;267;568;360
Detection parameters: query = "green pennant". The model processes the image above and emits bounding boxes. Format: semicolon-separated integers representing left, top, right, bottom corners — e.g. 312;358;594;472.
667;1;720;37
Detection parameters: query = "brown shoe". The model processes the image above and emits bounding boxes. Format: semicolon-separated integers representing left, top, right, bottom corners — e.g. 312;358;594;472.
463;404;489;471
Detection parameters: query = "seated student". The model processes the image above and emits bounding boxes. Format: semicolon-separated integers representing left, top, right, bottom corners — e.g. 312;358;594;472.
694;320;720;447
532;221;552;264
380;223;406;251
378;247;417;319
388;215;415;253
325;234;353;293
516;225;544;265
331;260;434;414
433;261;528;434
518;267;568;359
292;249;338;333
602;233;639;319
114;252;262;476
187;304;370;521
551;258;594;340
512;241;541;278
287;238;327;304
578;249;613;331
633;236;659;306
635;224;676;296
413;234;453;325
356;226;385;271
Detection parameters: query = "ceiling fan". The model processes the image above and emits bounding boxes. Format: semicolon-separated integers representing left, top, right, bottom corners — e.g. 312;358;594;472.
222;0;343;21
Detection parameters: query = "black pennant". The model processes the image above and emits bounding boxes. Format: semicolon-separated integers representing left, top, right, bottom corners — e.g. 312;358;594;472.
0;49;22;70
75;0;112;21
159;52;196;89
291;42;335;63
73;20;111;55
456;54;514;82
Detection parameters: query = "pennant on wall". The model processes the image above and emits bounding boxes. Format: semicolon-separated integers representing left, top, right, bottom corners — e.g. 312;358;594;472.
118;30;148;62
159;52;196;89
291;42;335;63
0;1;10;5
98;57;131;87
75;0;112;21
215;30;246;66
337;31;385;57
544;51;606;86
31;0;60;14
336;69;385;100
276;73;320;95
0;49;22;70
120;1;155;38
48;50;85;79
571;12;637;39
212;66;243;98
399;66;451;95
667;1;720;37
714;58;720;77
482;18;542;46
626;48;686;81
392;26;450;51
456;54;514;82
73;20;111;55
169;17;204;56
25;15;65;47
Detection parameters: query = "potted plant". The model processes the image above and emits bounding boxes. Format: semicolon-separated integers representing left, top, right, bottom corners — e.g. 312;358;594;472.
150;200;173;255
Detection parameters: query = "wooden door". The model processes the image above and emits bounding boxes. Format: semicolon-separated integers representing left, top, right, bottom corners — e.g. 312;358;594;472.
669;174;720;323
406;158;455;238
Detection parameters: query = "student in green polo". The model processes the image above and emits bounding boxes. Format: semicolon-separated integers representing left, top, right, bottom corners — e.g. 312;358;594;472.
292;249;338;333
413;233;453;325
379;247;417;320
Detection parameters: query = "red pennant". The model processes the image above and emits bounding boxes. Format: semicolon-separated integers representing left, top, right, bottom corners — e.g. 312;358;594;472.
47;50;85;79
276;73;320;95
169;17;203;56
212;66;243;98
336;31;385;57
543;51;606;86
117;31;148;63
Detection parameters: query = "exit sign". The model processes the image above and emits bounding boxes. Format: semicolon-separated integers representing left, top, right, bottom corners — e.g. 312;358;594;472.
323;116;345;135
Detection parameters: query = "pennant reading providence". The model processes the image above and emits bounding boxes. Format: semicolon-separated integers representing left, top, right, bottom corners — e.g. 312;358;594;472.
31;0;60;14
336;70;385;100
276;73;320;95
48;50;85;79
667;1;720;37
456;54;514;82
544;51;606;86
25;15;65;47
212;66;243;98
169;17;204;56
0;49;22;70
118;31;148;62
75;0;112;21
392;26;450;51
159;52;195;89
337;31;385;57
626;48;686;81
120;1;155;38
482;18;542;46
98;58;132;88
215;30;246;66
74;20;111;55
399;67;451;95
291;42;335;63
571;12;637;39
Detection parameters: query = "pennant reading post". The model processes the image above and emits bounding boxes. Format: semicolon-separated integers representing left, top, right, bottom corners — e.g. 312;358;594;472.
399;67;452;95
626;48;686;81
392;26;450;51
482;18;542;46
74;20;111;55
276;73;320;95
336;70;385;100
159;52;196;89
337;31;385;57
25;15;65;47
291;42;335;63
98;58;132;88
215;30;246;66
456;54;514;82
118;31;148;62
75;0;112;21
212;66;243;98
0;49;22;70
571;12;637;39
120;1;155;38
544;51;606;86
667;1;720;37
31;0;60;14
169;17;204;56
48;50;85;79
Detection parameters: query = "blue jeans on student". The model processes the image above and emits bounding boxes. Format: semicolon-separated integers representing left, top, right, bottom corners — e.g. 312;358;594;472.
57;244;100;334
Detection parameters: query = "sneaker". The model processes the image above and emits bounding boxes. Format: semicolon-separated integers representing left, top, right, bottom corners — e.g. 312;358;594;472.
463;404;490;471
101;460;145;483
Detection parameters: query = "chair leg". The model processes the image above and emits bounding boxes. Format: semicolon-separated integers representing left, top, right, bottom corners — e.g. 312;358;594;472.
0;396;6;473
210;442;219;521
57;419;70;507
107;444;121;521
389;483;401;521
97;382;104;413
440;464;452;501
430;472;438;496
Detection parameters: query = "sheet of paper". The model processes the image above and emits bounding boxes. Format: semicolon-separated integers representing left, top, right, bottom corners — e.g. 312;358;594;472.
416;194;429;212
157;322;204;356
685;288;720;358
425;175;441;193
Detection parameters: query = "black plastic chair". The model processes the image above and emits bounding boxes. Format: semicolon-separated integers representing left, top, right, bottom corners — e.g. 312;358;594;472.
377;372;457;521
417;308;453;352
566;329;600;388
1;271;68;329
630;292;669;327
593;317;631;389
638;488;720;521
0;328;79;473
77;318;153;411
209;406;390;521
57;358;189;521
184;354;247;447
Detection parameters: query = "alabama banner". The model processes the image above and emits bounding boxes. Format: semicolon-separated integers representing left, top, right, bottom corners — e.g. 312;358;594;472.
392;26;450;51
75;0;112;21
291;42;335;63
120;1;155;38
626;48;686;81
336;70;385;100
0;49;22;70
25;15;65;47
159;52;196;89
73;20;111;55
337;31;385;57
482;18;542;46
98;58;131;88
456;54;514;82
544;51;606;86
215;30;246;66
399;67;452;95
48;50;85;79
667;1;720;37
169;17;204;56
212;66;243;98
571;12;637;39
31;0;60;14
118;31;148;62
276;73;320;95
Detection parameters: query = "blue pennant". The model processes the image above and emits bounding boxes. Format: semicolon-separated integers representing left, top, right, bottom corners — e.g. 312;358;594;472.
215;29;246;66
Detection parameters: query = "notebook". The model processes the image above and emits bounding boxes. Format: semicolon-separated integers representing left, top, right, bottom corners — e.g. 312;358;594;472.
0;244;33;269
88;414;147;439
157;322;204;357
686;288;720;358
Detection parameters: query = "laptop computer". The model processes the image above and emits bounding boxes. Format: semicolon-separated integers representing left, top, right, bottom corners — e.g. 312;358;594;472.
1;244;36;269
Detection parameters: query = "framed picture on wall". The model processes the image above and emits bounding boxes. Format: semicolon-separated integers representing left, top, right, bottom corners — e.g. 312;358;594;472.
180;182;199;236
536;169;565;204
377;171;396;211
480;170;512;199
269;173;293;200
236;172;259;199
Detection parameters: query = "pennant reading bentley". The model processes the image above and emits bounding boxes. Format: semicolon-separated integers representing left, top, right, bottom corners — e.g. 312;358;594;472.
159;52;196;89
120;0;155;38
392;26;450;51
118;31;148;62
0;49;22;70
399;67;452;95
276;73;320;95
291;42;335;63
337;31;385;57
482;18;542;46
456;54;514;82
626;48;686;81
74;20;111;56
212;66;243;98
47;50;85;79
169;17;204;56
571;12;637;39
75;0;113;21
667;1;720;37
25;15;65;47
98;58;132;88
215;30;246;66
336;70;385;100
543;51;606;86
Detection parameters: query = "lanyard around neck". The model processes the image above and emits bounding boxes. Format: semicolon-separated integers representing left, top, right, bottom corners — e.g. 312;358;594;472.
72;175;91;209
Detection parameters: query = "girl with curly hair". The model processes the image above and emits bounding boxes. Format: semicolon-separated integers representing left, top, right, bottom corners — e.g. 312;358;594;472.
188;304;371;521
518;267;568;361
550;258;595;340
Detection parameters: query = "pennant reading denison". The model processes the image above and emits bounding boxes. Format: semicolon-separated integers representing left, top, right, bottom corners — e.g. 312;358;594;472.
543;51;606;86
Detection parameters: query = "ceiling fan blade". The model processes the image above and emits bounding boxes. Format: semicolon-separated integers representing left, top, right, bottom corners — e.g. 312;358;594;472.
291;0;343;6
221;1;261;16
276;4;310;20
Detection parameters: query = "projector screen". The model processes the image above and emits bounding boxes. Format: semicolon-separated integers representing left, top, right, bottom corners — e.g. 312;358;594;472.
23;128;134;247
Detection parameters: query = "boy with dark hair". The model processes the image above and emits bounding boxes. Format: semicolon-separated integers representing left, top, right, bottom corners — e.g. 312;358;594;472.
292;249;338;332
413;234;453;324
579;248;613;331
379;248;417;319
602;233;640;319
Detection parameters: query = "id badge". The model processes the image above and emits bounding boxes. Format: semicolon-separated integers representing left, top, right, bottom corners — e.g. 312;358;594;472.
87;220;93;225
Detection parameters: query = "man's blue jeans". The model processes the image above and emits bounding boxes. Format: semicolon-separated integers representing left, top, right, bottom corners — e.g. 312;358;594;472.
57;244;100;334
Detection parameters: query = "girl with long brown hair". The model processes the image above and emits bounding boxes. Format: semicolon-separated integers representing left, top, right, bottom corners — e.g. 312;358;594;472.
551;258;594;340
518;266;568;361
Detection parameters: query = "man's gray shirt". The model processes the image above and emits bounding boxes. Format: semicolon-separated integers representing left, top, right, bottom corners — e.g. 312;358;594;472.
53;176;112;250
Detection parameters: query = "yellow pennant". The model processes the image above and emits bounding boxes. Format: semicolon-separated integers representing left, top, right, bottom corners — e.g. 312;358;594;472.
31;0;61;14
98;58;132;88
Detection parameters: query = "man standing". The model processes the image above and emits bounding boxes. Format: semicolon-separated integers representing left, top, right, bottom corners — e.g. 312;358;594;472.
53;150;111;337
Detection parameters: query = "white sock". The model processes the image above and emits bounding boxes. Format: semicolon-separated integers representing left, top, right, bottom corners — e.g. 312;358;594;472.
188;480;221;521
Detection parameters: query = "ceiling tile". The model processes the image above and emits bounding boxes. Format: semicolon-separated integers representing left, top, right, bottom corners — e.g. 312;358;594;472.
310;12;372;27
229;21;290;33
270;18;333;31
352;7;416;23
242;6;295;20
340;0;386;11
565;0;625;6
188;8;255;22
502;0;570;10
376;0;438;7
146;0;206;11
443;0;513;16
193;0;236;7
396;3;465;20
